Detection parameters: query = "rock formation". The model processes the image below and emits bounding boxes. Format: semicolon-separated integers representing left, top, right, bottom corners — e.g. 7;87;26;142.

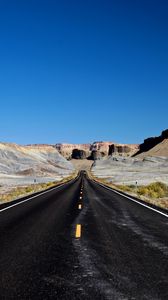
0;143;74;185
109;144;139;156
90;142;112;156
135;129;168;156
55;142;139;160
72;149;87;159
55;143;91;159
88;150;101;160
92;155;168;185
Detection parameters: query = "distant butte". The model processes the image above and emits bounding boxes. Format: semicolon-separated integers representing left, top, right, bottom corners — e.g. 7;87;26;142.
55;141;139;160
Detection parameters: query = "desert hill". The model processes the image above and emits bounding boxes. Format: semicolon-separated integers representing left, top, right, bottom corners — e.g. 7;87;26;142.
0;128;167;188
135;129;168;157
92;155;168;185
137;139;168;158
0;143;74;188
92;129;168;185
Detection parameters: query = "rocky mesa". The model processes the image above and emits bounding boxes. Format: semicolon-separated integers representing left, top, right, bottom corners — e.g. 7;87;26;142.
55;141;139;160
135;129;168;158
92;129;168;186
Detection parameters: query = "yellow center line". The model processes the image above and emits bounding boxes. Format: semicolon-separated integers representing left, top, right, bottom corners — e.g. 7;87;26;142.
75;224;81;238
78;204;82;210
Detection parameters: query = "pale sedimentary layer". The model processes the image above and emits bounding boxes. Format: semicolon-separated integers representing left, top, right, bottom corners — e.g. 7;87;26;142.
0;143;74;189
92;156;168;185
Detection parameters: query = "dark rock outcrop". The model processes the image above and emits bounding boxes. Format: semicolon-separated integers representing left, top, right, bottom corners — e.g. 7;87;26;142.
135;129;168;156
162;129;168;139
88;150;102;160
55;143;91;159
72;149;87;159
109;144;131;155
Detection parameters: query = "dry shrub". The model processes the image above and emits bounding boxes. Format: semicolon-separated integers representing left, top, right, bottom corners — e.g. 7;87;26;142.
138;182;168;198
0;171;77;204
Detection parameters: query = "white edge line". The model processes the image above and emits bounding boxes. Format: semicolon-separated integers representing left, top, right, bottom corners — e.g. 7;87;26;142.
0;175;79;213
93;180;168;218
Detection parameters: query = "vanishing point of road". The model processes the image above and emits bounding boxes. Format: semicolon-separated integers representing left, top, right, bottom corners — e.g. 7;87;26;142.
0;172;168;299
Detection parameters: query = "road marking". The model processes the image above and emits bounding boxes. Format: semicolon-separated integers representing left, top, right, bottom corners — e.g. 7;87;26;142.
79;196;82;200
0;175;80;214
80;191;83;194
94;181;168;218
75;224;81;238
78;204;82;210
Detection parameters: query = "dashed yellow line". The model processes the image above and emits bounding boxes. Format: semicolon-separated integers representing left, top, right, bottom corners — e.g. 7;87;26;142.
78;204;82;210
75;224;81;238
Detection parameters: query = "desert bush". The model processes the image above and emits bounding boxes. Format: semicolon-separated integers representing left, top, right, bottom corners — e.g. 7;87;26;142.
25;186;34;193
90;173;168;209
116;185;133;192
0;172;77;203
137;182;168;198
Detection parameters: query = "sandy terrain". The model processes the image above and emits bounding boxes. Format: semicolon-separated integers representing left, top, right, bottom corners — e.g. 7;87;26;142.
71;159;93;171
92;156;168;185
0;143;74;195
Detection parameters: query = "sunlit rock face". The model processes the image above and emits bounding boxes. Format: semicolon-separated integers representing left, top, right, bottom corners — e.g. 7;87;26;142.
90;142;112;156
55;143;91;159
135;129;168;156
55;142;139;160
108;144;139;156
0;143;74;187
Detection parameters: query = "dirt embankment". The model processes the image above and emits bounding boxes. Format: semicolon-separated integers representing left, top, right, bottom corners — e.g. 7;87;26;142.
71;159;93;171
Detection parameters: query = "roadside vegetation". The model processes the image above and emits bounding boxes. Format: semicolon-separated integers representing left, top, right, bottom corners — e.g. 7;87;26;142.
89;173;168;210
0;172;77;204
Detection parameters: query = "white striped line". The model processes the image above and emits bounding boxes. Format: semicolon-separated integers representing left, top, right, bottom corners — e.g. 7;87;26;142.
93;180;168;218
0;176;79;213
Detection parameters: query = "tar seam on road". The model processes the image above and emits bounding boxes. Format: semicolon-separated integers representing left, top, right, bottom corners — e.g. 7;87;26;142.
75;224;81;238
0;175;80;214
95;181;168;218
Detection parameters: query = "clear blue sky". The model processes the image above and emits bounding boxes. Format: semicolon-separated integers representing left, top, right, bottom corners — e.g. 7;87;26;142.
0;0;167;145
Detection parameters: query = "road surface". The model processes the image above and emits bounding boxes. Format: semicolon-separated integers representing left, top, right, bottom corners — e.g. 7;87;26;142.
0;172;168;299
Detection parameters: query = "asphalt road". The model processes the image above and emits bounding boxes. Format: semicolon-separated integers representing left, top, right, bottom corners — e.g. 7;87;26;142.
0;172;168;299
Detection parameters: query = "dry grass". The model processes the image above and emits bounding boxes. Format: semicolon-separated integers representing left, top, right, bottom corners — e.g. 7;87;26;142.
0;172;77;204
89;172;168;210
